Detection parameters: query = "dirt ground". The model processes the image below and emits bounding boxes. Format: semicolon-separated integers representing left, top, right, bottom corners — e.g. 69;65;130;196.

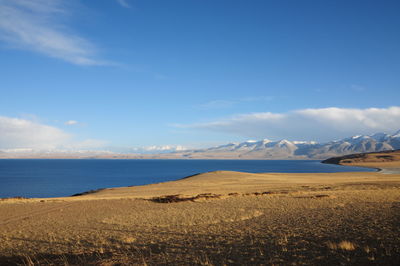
0;161;399;265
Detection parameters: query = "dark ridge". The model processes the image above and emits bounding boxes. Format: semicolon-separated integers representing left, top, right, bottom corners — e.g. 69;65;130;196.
150;193;222;203
179;172;202;180
71;188;105;197
0;252;115;266
321;149;399;165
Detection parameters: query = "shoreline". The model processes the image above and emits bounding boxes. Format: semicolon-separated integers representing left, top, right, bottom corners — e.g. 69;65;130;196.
1;168;398;203
0;160;380;200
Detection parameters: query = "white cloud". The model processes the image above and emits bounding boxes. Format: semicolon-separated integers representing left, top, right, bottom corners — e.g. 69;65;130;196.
130;145;188;154
0;115;106;150
116;0;130;8
0;0;105;65
0;116;70;149
178;106;400;142
65;120;78;125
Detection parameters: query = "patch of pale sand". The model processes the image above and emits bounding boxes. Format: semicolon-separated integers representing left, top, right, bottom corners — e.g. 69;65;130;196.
379;168;400;174
340;160;400;174
341;161;400;169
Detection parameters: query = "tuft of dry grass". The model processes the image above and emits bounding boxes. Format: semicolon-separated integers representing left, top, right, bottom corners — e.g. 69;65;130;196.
338;241;356;250
327;240;356;251
121;236;136;244
23;255;34;266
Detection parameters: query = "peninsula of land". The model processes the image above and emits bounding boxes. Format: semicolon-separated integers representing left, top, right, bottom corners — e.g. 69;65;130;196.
0;151;399;265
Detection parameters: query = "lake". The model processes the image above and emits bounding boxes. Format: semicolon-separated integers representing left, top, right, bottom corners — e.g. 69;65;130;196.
0;159;375;198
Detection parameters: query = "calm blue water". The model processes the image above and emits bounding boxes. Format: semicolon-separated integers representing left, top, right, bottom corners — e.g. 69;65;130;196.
0;159;375;198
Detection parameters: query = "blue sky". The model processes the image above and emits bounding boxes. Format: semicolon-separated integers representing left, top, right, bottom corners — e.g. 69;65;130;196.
1;0;400;152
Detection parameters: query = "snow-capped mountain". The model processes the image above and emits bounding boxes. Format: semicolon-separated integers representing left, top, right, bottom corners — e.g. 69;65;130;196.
1;130;399;159
176;130;400;159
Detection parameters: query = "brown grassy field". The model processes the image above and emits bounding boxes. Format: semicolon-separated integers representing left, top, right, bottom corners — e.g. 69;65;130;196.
0;157;400;265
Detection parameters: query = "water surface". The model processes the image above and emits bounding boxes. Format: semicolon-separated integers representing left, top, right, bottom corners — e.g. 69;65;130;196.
0;159;375;198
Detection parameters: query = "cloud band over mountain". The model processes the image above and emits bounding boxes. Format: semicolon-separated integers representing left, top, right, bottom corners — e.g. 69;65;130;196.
178;106;400;142
2;106;399;151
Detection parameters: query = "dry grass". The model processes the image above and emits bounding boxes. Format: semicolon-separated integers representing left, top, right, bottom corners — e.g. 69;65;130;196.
327;240;357;251
1;169;400;265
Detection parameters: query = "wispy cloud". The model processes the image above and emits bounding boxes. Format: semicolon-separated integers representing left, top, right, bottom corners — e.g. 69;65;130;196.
177;106;400;142
198;100;236;109
116;0;130;8
241;96;274;102
350;84;366;92
0;0;106;65
197;96;273;110
64;120;79;126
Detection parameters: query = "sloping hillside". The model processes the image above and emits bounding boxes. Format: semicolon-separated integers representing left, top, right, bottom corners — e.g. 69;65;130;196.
322;149;400;169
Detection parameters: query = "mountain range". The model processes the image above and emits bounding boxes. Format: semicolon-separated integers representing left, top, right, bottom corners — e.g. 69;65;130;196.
165;130;400;160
